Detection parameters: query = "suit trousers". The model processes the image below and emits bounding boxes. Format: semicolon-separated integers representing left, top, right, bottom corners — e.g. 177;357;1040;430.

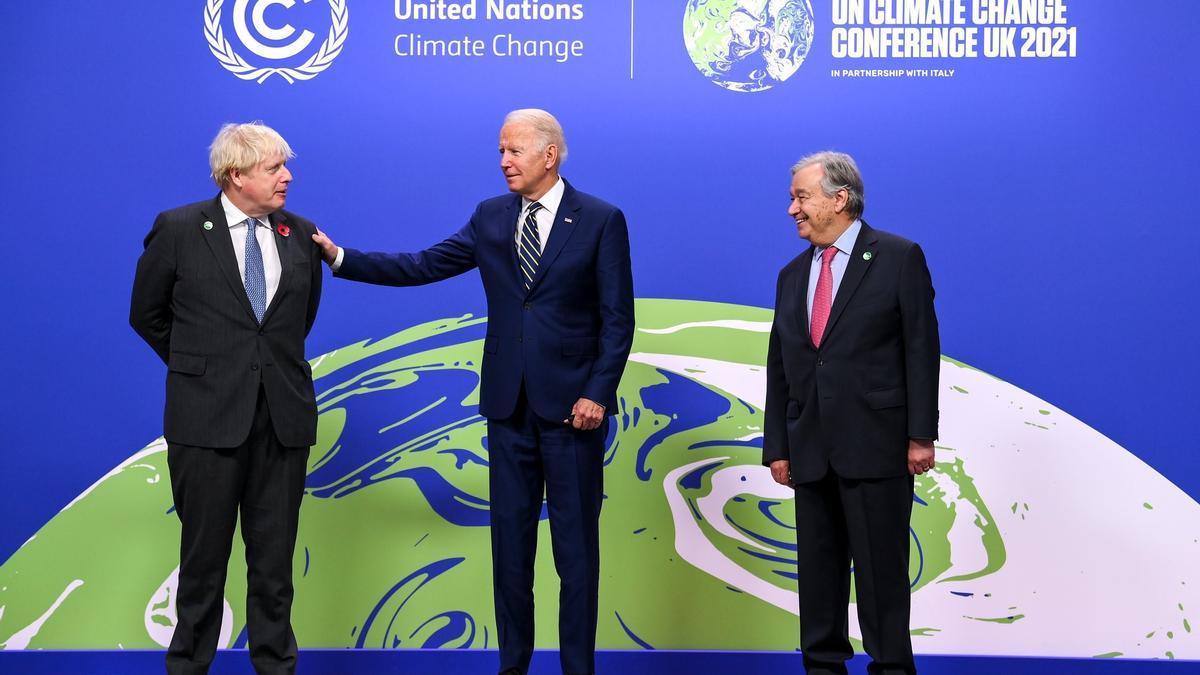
793;469;916;675
165;386;309;675
487;384;606;675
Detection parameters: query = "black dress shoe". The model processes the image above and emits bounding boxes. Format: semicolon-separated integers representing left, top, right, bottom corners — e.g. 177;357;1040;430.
498;669;522;675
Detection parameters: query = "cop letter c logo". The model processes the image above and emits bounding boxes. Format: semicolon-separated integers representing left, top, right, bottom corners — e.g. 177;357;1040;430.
233;0;315;60
204;0;348;84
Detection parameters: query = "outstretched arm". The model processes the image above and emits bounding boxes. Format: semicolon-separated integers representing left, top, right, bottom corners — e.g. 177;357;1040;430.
312;211;480;287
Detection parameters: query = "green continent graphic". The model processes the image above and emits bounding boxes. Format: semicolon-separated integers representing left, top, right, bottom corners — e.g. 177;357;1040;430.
0;300;999;651
683;0;815;92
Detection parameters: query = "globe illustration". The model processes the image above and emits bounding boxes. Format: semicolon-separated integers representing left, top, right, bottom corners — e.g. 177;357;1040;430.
683;0;815;92
2;299;1199;660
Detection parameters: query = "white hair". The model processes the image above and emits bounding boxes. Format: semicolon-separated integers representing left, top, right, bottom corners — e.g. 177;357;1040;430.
791;151;865;219
503;108;567;165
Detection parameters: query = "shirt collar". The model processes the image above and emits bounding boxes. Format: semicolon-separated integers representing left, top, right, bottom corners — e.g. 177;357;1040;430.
817;218;862;258
522;176;565;217
221;192;263;229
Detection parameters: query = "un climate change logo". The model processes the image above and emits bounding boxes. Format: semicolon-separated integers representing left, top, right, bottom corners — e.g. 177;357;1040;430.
205;0;348;84
683;0;814;92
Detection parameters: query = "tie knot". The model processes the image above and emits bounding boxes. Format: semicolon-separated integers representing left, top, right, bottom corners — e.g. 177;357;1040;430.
527;201;543;216
246;217;258;229
822;246;839;264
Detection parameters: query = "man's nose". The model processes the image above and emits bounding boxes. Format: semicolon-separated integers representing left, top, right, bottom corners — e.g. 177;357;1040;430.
280;166;293;182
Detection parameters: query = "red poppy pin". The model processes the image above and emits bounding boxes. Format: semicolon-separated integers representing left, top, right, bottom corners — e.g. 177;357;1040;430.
276;223;291;237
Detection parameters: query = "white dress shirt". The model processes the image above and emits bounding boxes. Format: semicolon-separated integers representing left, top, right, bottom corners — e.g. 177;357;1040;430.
222;192;282;308
515;177;565;251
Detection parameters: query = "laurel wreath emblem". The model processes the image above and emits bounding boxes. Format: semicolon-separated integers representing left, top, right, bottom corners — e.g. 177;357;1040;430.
204;0;348;84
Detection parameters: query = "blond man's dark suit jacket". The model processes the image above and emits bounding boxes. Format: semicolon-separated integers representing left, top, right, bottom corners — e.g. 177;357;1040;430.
130;194;323;448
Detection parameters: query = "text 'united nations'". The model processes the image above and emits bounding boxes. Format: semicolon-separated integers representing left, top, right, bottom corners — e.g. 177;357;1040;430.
396;0;585;21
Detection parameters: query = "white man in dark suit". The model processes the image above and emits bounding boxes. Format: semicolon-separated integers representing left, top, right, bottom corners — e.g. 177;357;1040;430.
311;109;634;675
764;151;939;675
131;122;324;675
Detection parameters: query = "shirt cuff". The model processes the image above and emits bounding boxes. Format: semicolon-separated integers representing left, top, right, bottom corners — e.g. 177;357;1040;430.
330;246;345;271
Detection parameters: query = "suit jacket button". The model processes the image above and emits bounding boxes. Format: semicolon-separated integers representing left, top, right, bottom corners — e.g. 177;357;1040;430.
523;303;531;310
251;364;259;371
817;359;824;366
517;337;523;343
258;330;265;336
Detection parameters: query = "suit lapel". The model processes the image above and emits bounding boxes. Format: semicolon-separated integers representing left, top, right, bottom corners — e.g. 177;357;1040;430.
525;186;581;296
794;246;815;348
505;195;523;289
822;222;878;344
199;196;257;322
261;211;292;325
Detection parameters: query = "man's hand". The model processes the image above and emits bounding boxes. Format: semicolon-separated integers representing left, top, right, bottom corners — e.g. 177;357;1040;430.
908;439;935;475
769;459;791;486
311;229;338;265
567;397;605;431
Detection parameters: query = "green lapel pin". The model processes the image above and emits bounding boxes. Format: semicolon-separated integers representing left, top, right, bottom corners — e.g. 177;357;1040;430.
863;251;873;261
202;221;213;231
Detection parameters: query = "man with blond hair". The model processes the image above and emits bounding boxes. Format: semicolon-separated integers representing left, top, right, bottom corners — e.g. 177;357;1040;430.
131;122;323;675
313;109;634;675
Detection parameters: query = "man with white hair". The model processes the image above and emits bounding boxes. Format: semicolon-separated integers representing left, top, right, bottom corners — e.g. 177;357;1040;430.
131;122;324;675
764;151;939;675
313;109;634;675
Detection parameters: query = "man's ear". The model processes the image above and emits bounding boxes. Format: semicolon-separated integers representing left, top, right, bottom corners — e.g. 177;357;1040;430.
229;168;244;190
834;188;849;213
544;144;558;170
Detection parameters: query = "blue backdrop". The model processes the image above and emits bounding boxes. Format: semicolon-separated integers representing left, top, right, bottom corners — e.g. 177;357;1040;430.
1;0;1197;624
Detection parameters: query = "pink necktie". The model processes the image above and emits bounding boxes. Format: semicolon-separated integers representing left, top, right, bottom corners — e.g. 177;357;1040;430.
810;246;838;347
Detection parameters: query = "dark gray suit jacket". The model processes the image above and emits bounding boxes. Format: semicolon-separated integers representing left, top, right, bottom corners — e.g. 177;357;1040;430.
762;221;940;482
130;194;323;448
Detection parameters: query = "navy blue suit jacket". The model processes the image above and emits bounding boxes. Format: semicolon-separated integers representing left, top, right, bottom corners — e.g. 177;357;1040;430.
762;222;940;482
337;180;635;421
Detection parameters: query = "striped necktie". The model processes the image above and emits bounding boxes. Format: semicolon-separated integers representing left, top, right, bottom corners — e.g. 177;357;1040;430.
518;201;544;291
243;218;267;323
